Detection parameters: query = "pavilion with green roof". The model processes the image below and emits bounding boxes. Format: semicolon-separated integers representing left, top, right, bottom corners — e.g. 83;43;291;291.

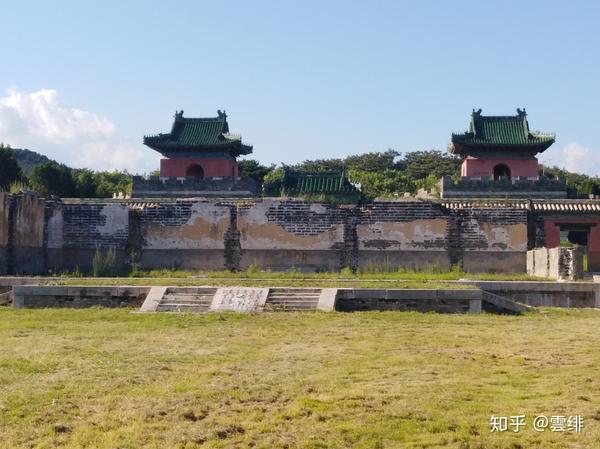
450;108;555;181
144;110;252;180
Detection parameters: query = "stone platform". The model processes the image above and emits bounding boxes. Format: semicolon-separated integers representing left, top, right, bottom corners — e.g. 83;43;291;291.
12;285;530;314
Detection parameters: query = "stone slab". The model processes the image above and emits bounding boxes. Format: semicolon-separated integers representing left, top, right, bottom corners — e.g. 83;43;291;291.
139;286;167;312
317;288;337;312
210;287;269;312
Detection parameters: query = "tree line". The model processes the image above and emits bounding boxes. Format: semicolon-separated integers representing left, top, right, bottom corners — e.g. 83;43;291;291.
243;150;462;199
1;142;599;198
0;143;132;198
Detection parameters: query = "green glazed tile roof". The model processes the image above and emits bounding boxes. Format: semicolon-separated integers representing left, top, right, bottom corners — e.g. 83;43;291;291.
144;110;252;157
282;170;360;195
450;109;555;155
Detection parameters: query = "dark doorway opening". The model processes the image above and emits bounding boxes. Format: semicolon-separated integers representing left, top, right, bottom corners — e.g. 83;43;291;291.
493;164;511;181
559;223;591;272
186;164;204;181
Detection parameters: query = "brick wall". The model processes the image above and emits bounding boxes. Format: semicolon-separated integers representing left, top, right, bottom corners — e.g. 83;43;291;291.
138;200;232;270
237;199;346;271
6;196;536;274
62;203;130;249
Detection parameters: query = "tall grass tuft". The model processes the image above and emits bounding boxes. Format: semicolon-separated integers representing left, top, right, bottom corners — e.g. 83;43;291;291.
92;247;117;277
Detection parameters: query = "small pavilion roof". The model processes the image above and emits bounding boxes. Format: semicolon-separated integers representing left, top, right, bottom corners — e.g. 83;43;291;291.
144;110;252;157
281;170;360;195
450;109;555;156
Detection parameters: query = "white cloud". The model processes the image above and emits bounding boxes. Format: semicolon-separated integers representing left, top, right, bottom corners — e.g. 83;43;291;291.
0;88;155;172
540;142;600;177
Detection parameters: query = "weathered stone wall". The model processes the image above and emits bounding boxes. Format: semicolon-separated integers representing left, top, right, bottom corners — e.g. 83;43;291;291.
238;199;346;271
454;208;528;272
13;285;150;308
12;194;46;274
138;200;232;270
335;288;481;313
6;196;533;274
440;175;567;199
58;202;130;272
0;193;9;275
466;280;597;307
357;202;450;270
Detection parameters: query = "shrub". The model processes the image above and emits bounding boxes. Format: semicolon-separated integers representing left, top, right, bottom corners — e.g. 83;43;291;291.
92;247;117;277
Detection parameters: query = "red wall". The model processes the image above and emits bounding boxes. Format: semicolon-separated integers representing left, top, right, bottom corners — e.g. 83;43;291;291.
160;158;238;178
461;156;539;179
544;218;600;271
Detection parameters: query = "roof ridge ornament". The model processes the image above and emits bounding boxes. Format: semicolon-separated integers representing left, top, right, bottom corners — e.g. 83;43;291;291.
516;107;527;117
217;109;227;119
174;110;184;120
472;108;482;118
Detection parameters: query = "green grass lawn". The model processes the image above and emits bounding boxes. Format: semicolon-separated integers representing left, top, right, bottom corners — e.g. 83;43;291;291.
1;308;598;448
57;266;548;283
51;278;474;289
49;266;547;288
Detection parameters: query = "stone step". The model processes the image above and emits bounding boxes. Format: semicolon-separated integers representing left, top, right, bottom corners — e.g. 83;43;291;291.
268;289;321;294
156;304;210;312
265;302;317;310
165;287;217;295
481;291;531;314
160;298;212;306
268;296;318;301
267;295;320;300
265;286;321;311
162;294;214;301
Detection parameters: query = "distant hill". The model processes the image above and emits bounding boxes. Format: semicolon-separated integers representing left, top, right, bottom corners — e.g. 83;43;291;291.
10;148;57;177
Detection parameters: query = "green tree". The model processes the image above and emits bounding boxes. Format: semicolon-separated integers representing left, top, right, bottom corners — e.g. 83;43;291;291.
540;165;600;197
290;150;400;174
0;143;23;191
348;169;415;200
94;170;132;197
345;150;401;172
403;150;461;180
262;166;285;196
238;159;273;184
72;169;98;198
290;158;345;173
30;162;77;197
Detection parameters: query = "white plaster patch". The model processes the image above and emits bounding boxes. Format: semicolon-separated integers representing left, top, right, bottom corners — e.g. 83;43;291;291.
241;200;274;225
188;202;230;225
309;203;328;214
357;220;447;251
489;226;509;246
142;202;230;250
240;224;344;250
96;204;129;235
238;199;344;250
46;210;63;249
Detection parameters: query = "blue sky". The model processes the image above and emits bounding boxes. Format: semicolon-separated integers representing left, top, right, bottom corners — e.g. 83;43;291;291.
1;0;599;175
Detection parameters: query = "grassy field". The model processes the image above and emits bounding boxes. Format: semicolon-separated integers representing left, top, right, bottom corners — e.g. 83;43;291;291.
48;266;547;288
51;278;474;289
136;267;547;282
1;308;598;448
